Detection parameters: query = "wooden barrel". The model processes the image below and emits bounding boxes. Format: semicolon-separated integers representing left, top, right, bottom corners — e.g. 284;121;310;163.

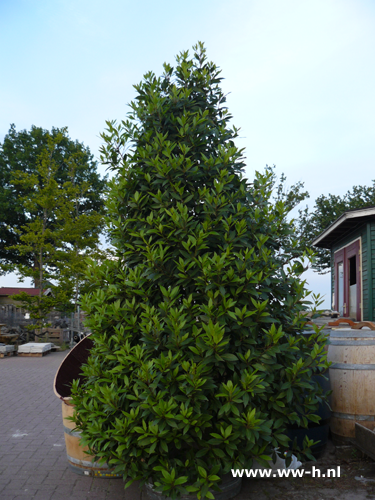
328;329;375;443
54;336;121;478
62;398;121;477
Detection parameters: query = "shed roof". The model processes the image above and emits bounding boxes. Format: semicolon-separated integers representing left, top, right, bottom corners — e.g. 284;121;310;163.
0;287;42;296
312;206;375;249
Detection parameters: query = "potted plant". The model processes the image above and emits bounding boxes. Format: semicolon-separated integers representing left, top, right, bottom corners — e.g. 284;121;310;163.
70;42;329;499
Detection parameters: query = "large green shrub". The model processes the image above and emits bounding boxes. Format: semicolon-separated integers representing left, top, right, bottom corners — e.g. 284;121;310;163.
71;42;329;499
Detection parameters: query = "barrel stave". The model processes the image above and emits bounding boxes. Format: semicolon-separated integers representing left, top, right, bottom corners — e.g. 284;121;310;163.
328;329;375;442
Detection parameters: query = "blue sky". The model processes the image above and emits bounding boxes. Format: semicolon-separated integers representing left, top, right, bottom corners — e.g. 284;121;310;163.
1;0;375;307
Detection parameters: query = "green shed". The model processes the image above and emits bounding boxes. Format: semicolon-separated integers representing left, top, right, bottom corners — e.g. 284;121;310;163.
312;206;375;322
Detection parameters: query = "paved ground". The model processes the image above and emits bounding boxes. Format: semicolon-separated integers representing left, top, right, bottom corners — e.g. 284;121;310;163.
1;349;375;500
0;350;142;500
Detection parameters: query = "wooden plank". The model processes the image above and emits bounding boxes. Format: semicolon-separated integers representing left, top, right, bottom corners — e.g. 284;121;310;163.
17;351;50;357
0;351;15;358
0;333;19;343
328;318;356;327
352;423;375;461
352;321;375;330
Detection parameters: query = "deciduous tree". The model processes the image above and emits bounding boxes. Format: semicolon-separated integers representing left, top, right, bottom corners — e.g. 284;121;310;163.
0;124;107;272
8;129;106;331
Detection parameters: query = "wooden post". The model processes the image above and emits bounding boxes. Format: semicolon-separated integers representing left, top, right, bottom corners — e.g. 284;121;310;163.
367;223;373;321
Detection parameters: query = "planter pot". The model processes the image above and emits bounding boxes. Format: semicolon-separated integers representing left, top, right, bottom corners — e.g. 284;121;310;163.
286;368;331;459
54;335;121;478
61;397;121;477
145;474;242;500
327;329;375;444
286;330;332;459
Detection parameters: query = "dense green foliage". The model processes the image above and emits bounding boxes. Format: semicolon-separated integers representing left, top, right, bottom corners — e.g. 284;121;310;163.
71;43;329;499
0;124;107;271
297;182;375;273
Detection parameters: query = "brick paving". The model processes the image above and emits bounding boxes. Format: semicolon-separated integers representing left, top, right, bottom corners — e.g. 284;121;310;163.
0;351;143;500
2;350;375;500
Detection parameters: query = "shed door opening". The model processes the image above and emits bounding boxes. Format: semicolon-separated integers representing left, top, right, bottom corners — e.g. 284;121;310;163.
334;240;361;321
349;256;357;319
337;261;344;316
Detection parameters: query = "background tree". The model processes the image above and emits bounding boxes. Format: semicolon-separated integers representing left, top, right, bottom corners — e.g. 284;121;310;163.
54;158;108;313
71;43;328;499
0;123;107;273
7;129;107;331
297;182;375;273
9;131;72;333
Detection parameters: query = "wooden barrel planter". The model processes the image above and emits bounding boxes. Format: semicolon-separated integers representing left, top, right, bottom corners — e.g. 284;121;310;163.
53;335;121;478
328;329;375;444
